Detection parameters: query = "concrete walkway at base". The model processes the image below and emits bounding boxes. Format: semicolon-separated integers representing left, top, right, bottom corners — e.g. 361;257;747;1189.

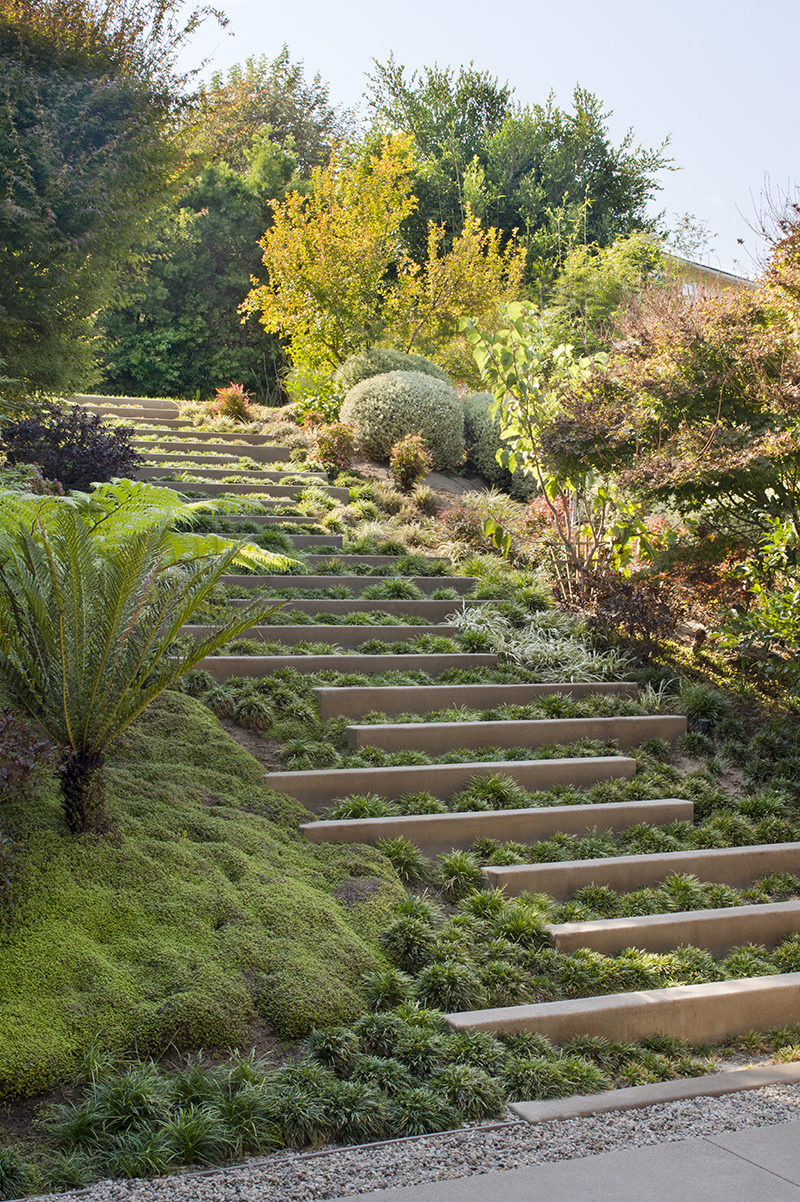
329;1119;800;1200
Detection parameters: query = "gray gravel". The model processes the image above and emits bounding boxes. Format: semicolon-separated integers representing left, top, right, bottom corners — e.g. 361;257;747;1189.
27;1081;800;1202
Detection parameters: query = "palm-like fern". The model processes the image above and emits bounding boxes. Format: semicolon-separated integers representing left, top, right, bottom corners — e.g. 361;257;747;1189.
0;479;295;572
0;507;283;833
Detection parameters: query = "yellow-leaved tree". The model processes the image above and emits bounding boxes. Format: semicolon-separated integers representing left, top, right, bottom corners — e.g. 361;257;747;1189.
242;133;419;392
386;211;526;383
243;132;525;393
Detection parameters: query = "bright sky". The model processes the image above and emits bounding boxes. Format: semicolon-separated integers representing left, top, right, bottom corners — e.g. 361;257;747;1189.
186;0;799;277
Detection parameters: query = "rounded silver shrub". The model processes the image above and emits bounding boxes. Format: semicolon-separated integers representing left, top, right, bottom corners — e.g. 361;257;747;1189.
463;391;536;498
341;370;465;471
336;348;450;393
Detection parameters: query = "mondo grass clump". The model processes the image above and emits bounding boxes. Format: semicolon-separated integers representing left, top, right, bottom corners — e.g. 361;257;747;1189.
373;894;800;1011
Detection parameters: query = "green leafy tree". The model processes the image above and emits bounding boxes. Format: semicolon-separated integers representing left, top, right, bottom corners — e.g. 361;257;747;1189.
367;60;671;291
99;153;294;400
0;0;218;397
0;483;287;833
462;302;649;602
192;45;348;173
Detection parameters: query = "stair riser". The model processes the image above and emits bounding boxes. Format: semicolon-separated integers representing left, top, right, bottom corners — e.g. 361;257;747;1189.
133;439;286;455
226;599;482;617
550;900;800;958
302;798;694;854
71;395;178;411
199;653;496;681
315;682;639;721
220;575;478;596
484;842;800;899
347;715;687;753
287;535;344;548
447;973;800;1044
271;755;637;810
184;624;454;647
136;467;325;483
301;555;450;568
151;481;350;500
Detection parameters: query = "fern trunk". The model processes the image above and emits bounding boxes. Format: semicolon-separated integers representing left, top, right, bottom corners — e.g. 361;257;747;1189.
59;753;108;834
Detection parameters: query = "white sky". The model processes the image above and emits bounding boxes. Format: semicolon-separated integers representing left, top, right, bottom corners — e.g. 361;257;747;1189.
185;0;800;276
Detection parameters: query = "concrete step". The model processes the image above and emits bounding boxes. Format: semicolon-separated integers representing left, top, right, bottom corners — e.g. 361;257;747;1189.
82;406;186;422
71;394;179;412
220;574;478;596
137;466;326;483
446;972;800;1044
184;623;455;647
346;714;686;753
151;480;350;500
226;598;483;618
132;438;289;458
510;1062;800;1124
89;412;193;426
217;514;326;527
302;798;693;853
270;754;637;810
314;682;639;721
199;653;497;681
484;842;800;899
549;899;800;958
287;534;344;549
301;554;450;568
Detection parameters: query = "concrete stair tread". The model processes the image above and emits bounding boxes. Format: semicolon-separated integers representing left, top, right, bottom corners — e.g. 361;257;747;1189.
270;755;637;810
184;624;456;645
220;575;478;595
150;480;350;500
200;652;497;680
301;798;694;851
549;898;800;956
314;682;639;720
346;714;687;752
225;598;483;616
446;972;800;1043
509;1062;800;1123
484;842;800;898
138;466;325;482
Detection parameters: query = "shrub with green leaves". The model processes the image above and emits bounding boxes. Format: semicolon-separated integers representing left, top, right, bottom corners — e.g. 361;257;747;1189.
341;371;464;470
463;391;534;498
335;348;450;392
389;434;433;491
311;422;356;474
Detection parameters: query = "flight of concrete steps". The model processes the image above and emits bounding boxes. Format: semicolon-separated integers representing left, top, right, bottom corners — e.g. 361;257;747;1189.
74;395;800;1091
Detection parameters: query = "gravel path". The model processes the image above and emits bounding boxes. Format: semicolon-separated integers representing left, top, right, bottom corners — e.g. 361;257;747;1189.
28;1081;800;1202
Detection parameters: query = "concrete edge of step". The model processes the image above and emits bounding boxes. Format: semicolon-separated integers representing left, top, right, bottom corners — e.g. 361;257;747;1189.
509;1061;800;1124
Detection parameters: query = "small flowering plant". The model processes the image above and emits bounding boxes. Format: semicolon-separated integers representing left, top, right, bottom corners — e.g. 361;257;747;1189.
210;383;252;423
389;433;433;491
311;422;356;473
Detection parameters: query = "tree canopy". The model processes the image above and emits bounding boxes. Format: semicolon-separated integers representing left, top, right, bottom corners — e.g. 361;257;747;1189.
0;0;217;397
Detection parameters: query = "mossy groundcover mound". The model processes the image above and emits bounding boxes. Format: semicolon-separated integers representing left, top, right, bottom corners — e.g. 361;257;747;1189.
0;692;404;1099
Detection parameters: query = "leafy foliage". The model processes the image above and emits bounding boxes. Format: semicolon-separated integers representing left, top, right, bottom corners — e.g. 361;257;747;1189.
389;434;433;492
1;405;142;491
0;505;283;831
367;60;671;291
341;371;464;470
311;423;356;474
336;348;449;392
0;0;215;395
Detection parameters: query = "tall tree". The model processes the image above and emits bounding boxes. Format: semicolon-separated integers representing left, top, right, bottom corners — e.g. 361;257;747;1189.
367;60;671;293
192;46;349;173
0;0;217;398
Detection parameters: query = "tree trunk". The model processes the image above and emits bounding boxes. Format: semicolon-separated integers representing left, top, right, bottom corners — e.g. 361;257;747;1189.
59;752;108;834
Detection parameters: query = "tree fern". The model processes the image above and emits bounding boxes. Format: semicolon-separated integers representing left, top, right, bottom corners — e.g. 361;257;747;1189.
0;507;284;832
